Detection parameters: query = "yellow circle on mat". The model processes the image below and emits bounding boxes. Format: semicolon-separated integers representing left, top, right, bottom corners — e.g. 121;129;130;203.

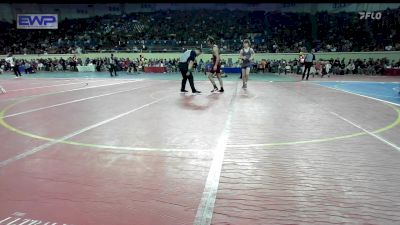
1;97;399;151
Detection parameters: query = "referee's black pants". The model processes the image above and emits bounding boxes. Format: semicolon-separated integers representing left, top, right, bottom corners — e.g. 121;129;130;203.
109;64;117;76
302;62;313;80
179;63;196;92
13;66;21;77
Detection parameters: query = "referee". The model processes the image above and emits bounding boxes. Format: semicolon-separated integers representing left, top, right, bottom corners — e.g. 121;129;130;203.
302;49;316;80
178;48;202;94
109;53;118;77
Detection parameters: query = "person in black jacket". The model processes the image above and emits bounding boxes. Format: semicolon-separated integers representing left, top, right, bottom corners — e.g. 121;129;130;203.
60;58;67;72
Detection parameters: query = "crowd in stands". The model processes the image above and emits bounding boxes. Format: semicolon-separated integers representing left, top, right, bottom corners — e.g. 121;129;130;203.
0;56;180;74
264;58;400;76
1;7;399;54
1;55;399;76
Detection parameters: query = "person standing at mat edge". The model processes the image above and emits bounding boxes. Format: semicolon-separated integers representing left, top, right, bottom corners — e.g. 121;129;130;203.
239;39;255;89
5;53;22;78
109;54;118;77
206;36;224;93
302;49;316;80
178;48;202;94
0;84;5;94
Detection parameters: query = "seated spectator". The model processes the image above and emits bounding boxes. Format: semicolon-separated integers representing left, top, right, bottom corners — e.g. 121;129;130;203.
24;62;31;74
346;60;355;74
315;61;322;76
258;59;267;73
285;65;291;74
322;61;332;78
38;62;44;71
384;61;393;69
332;58;341;74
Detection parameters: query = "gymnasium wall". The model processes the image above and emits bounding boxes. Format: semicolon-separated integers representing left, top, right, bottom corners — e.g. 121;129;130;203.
1;52;399;62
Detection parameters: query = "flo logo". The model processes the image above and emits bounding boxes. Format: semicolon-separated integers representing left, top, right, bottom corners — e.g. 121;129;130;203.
358;11;382;20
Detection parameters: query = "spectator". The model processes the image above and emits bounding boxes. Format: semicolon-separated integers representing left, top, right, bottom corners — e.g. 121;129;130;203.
345;60;355;74
322;61;332;78
1;7;400;54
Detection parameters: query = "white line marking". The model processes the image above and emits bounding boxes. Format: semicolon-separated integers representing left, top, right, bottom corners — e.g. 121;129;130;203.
314;83;400;107
0;94;169;168
0;77;91;81
29;80;73;85
193;82;239;225
332;84;400;99
331;112;400;152
6;81;94;92
2;83;151;118
67;145;205;153
319;80;400;84
0;79;143;102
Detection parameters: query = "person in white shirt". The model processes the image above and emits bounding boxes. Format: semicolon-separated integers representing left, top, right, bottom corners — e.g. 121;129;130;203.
76;46;82;54
5;53;22;78
38;62;44;71
285;65;291;74
384;63;392;69
385;45;393;51
0;66;5;93
0;84;5;94
0;65;5;93
346;61;355;74
323;61;332;78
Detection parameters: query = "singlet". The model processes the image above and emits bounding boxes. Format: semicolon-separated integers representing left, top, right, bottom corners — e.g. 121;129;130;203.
212;44;220;65
240;47;255;67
